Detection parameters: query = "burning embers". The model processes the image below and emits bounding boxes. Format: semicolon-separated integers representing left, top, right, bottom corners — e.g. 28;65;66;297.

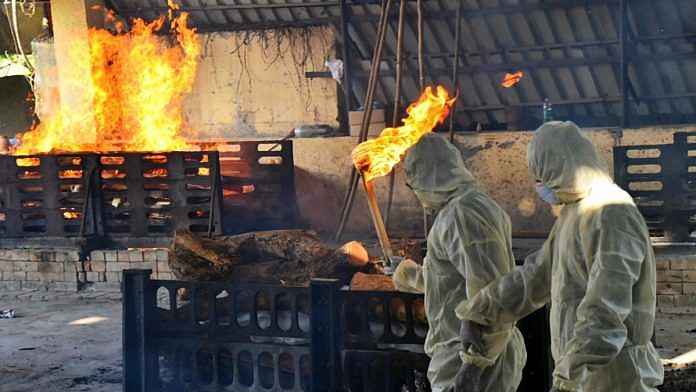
12;2;201;155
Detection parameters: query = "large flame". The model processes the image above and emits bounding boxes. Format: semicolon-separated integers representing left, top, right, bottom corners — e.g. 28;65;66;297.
352;86;455;182
12;2;200;155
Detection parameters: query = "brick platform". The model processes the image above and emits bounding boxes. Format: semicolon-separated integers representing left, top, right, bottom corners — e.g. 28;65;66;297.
0;248;172;292
656;252;696;308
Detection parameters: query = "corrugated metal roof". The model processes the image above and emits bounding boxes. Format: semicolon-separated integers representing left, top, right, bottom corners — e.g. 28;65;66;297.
110;0;696;130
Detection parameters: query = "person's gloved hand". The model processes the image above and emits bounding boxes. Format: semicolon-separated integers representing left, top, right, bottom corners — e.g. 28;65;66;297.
385;255;404;275
391;258;423;293
444;363;483;392
549;387;564;392
460;319;487;356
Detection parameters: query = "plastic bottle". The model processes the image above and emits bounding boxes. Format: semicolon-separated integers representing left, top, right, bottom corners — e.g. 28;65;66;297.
542;98;554;123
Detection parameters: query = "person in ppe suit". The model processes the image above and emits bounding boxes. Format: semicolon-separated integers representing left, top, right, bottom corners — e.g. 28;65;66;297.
458;121;664;391
391;132;526;392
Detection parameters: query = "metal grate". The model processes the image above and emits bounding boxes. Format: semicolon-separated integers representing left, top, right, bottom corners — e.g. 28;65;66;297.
0;151;222;247
217;140;301;234
614;131;696;242
0;154;101;238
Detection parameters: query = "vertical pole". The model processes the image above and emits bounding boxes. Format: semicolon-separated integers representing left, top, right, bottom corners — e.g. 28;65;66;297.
385;0;407;229
619;0;629;128
417;0;425;91
122;269;153;392
339;0;354;128
310;279;342;392
448;0;463;143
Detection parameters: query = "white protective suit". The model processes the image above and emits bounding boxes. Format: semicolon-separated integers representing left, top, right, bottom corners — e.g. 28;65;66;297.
458;121;664;391
393;133;526;392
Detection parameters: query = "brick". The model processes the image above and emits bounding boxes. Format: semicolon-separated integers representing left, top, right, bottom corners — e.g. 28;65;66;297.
13;261;38;272
55;251;80;262
8;250;28;261
90;251;105;262
684;283;696;295
657;294;676;307
12;271;25;280
684;270;696;283
104;251;119;262
106;262;131;272
91;282;122;292
656;270;683;283
47;281;78;291
91;261;106;272
0;281;20;290
671;258;696;270
143;251;157;262
21;281;48;291
656;259;670;270
155;250;169;262
37;262;63;274
105;272;122;282
117;250;131;262
157;261;171;273
25;272;42;281
673;294;696;307
141;262;156;271
85;271;105;282
39;271;65;282
657;283;682;295
128;250;144;263
64;270;78;282
157;272;174;280
0;260;12;272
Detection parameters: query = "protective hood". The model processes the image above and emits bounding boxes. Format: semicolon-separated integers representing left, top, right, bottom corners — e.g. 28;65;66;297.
527;121;611;204
404;133;476;209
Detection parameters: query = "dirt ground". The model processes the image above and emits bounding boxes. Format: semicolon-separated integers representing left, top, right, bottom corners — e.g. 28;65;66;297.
0;291;695;391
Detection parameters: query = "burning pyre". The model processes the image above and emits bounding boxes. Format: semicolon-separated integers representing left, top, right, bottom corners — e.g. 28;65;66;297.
13;1;200;155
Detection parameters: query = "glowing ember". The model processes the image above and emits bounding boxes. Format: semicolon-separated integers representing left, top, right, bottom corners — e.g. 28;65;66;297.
352;86;455;182
63;210;82;220
16;158;40;167
143;168;168;178
197;167;210;176
12;2;200;155
59;170;84;179
502;71;524;88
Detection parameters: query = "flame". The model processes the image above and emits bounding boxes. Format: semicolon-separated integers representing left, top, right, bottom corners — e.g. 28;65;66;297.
352;86;455;182
16;157;40;167
143;168;168;178
12;2;200;155
63;211;82;220
502;71;524;88
197;167;210;176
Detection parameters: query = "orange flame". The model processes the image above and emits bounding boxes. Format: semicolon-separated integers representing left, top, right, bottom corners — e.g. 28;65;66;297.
352;86;455;182
12;2;200;155
502;71;524;88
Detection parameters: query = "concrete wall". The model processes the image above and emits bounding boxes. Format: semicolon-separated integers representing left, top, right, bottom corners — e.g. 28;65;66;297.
185;29;339;139
292;126;689;237
32;27;339;139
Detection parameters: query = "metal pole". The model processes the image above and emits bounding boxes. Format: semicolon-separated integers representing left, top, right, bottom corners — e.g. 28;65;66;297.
339;0;354;117
122;269;153;392
310;279;342;391
361;173;394;265
448;0;463;143
619;0;629;128
417;0;425;91
385;0;407;229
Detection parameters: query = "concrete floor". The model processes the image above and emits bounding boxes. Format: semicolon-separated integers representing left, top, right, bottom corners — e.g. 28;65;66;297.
0;291;695;391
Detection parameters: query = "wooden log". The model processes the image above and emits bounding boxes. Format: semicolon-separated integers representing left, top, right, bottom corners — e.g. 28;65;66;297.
169;229;371;285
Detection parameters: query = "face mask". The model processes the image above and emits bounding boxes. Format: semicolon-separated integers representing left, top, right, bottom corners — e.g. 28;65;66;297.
535;182;560;205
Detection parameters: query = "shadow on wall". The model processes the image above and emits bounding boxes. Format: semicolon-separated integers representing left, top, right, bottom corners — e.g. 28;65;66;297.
0;76;33;137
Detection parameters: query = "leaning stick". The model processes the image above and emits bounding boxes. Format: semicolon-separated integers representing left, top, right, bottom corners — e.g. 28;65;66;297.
360;172;393;267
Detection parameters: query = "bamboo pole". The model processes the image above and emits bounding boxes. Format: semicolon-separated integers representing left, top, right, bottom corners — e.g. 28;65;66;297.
361;173;394;266
417;0;425;91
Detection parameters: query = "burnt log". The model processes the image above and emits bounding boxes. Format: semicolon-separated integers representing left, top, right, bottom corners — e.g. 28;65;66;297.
169;229;370;285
